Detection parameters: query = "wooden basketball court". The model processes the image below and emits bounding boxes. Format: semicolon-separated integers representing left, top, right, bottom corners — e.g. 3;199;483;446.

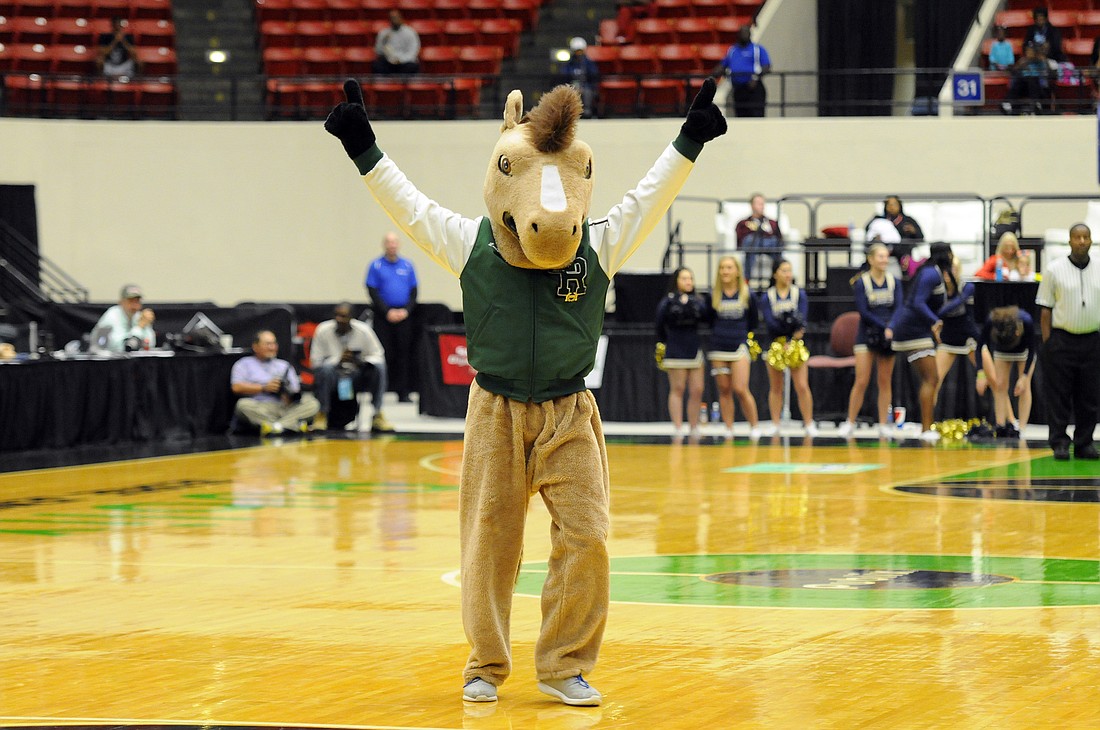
1;433;1098;729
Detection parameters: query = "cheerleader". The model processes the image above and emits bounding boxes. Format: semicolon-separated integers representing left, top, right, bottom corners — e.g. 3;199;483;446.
758;259;815;436
707;255;762;439
656;267;709;435
887;241;953;442
975;305;1036;438
839;243;902;438
935;255;981;399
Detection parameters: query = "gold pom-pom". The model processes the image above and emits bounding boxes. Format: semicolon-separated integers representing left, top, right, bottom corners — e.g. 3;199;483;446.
747;332;762;361
785;338;810;369
932;419;971;441
766;337;788;371
655;342;667;371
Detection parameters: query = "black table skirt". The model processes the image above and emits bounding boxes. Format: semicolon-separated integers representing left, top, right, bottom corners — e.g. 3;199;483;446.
0;353;242;452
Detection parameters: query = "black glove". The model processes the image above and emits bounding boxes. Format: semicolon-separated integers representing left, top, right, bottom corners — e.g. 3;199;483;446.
680;77;727;145
324;79;376;160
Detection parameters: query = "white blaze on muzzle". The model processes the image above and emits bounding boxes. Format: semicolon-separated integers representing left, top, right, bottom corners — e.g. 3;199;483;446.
540;165;567;212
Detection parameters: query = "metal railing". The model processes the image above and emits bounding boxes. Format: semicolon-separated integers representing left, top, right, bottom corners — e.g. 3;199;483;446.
0;218;88;304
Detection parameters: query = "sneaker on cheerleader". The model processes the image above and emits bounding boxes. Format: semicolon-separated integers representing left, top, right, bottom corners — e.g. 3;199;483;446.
804;422;820;437
748;425;764;440
759;421;779;437
878;424;896;439
836;421;854;438
919;429;941;443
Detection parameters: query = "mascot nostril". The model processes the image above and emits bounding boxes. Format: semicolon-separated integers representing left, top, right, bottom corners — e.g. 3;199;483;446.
328;75;725;706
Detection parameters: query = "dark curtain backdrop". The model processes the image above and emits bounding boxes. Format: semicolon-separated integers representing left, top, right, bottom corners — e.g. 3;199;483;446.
0;185;40;310
913;0;983;99
817;0;897;116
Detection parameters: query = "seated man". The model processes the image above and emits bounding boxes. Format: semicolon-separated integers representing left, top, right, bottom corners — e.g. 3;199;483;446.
309;303;395;433
231;330;320;435
92;284;156;352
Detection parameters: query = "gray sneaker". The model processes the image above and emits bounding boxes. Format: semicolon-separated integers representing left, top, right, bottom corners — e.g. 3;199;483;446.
537;674;602;706
463;677;497;702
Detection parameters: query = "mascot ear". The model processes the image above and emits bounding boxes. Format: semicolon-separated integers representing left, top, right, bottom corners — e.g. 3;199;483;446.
501;90;523;132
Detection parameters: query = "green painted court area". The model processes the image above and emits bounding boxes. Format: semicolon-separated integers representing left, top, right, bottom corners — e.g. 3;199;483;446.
723;462;883;475
515;554;1100;609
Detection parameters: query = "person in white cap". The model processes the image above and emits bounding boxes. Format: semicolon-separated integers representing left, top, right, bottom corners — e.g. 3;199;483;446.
91;284;156;352
560;36;600;117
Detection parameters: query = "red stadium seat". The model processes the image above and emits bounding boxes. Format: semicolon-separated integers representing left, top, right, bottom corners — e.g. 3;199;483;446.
458;44;503;75
500;0;538;32
128;18;174;46
135;44;175;74
1078;11;1100;40
13;43;52;72
16;0;57;18
640;77;685;114
263;46;303;75
295;20;334;47
653;0;693;18
445;76;481;117
407;18;443;47
332;19;372;46
341;45;375;75
468;0;503;21
301;45;342;74
672;16;717;45
697;42;727;69
713;15;751;44
300;79;341;117
104;77;139;115
55;0;95;18
419;45;461;74
261;20;297;48
597;18;621;46
0;17;13;45
441;19;478;46
4;73;48;115
618;44;659;75
1064;37;1094;67
289;0;328;22
1047;10;1078;31
433;0;468;20
478;17;520;58
406;80;446;117
325;0;360;21
364;80;406;117
255;0;294;22
52;17;102;45
135;78;174;116
633;18;676;46
266;78;304;117
92;0;131;19
994;10;1034;38
360;0;394;22
130;0;170;20
598;78;638;116
12;17;54;45
397;0;433;21
585;44;621;75
49;77;108;115
658;43;703;75
689;0;730;20
51;42;94;72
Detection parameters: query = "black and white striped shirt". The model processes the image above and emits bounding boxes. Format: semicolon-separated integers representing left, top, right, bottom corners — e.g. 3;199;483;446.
1036;255;1100;334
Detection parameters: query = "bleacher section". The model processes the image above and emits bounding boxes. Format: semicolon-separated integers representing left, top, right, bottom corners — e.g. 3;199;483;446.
0;0;176;118
258;0;539;119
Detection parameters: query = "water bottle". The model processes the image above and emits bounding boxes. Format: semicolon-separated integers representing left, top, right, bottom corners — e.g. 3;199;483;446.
995;257;1003;282
848;218;855;240
699;402;708;423
711;401;720;423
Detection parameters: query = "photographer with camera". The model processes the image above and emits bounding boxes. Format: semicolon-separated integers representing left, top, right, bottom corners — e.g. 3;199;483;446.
231;330;320;436
91;284;156;353
309;303;395;433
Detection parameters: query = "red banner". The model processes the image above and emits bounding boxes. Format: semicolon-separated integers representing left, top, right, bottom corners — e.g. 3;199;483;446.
438;333;477;386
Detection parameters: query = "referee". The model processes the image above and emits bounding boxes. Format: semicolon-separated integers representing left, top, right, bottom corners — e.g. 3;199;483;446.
1036;223;1100;460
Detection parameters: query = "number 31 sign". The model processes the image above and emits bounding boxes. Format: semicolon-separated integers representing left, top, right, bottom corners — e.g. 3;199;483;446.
953;71;984;105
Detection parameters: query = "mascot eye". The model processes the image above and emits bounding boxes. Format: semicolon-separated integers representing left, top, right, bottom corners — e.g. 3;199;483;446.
498;155;512;175
584;159;592;179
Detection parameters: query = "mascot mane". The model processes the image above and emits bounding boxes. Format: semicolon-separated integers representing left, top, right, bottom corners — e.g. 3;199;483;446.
520;86;582;154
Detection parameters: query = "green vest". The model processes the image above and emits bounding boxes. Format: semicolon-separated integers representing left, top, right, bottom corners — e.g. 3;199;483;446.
460;218;610;402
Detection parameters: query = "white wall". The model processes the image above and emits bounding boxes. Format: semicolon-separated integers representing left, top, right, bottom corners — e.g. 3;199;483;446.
0;113;1095;310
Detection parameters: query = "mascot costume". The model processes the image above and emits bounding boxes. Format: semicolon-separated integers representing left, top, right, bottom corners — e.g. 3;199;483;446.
326;79;726;706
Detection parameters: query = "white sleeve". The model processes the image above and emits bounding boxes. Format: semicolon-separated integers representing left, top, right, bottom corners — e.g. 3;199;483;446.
355;321;386;367
588;142;694;277
363;154;481;277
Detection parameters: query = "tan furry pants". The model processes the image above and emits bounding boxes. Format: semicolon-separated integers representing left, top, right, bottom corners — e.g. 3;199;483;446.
460;382;610;685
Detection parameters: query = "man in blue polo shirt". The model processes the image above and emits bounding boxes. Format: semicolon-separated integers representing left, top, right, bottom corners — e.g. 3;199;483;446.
714;24;771;118
366;231;419;402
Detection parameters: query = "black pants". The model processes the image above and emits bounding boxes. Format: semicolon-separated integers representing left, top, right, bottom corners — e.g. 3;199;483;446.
1040;329;1100;449
375;315;417;399
732;81;766;117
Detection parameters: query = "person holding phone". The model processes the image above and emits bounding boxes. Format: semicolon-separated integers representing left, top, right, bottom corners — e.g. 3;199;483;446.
309;302;394;433
231;330;320;436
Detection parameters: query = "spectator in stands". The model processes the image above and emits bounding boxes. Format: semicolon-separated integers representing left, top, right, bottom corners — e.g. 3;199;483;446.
975;305;1037;439
92;284;155;352
864;195;924;277
887;241;954;442
561;37;600;119
975;232;1034;281
988;25;1015;72
655;267;708;437
309;302;395;434
1005;40;1054;115
713;25;771;118
736;192;784;287
372;10;421;75
1036;223;1100;460
366;231;418;403
839;243;901;439
231;330;320;436
758;259;815;436
96;17;142;78
707;255;762;440
1024;6;1064;63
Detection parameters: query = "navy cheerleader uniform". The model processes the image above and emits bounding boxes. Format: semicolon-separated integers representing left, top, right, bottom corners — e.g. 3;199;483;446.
938;280;979;355
888;265;946;359
758;285;808;344
976;309;1036;372
656;292;709;368
707;290;758;361
853;271;901;354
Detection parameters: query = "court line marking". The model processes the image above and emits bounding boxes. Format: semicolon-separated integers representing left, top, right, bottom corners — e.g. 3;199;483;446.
0;444;273;478
0;718;455;730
